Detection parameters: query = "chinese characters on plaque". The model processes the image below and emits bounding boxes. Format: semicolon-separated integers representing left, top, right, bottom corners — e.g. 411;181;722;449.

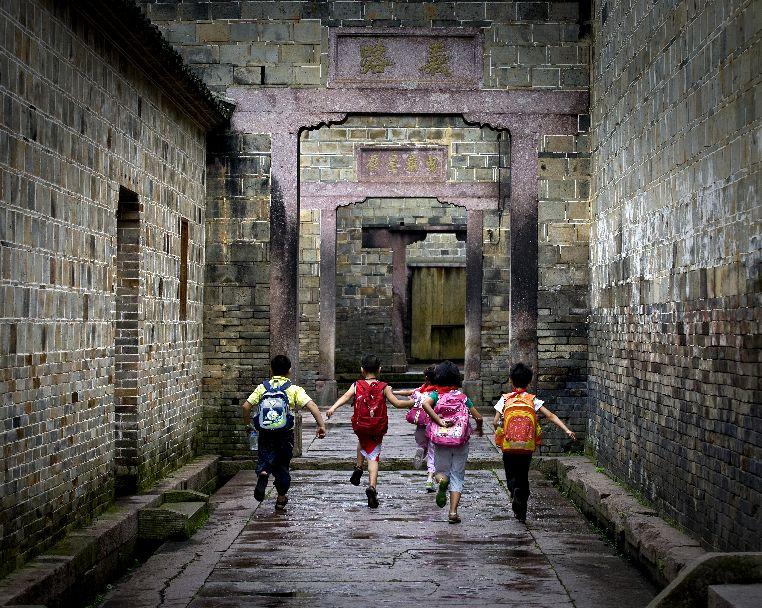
358;40;453;76
329;30;481;89
358;148;448;183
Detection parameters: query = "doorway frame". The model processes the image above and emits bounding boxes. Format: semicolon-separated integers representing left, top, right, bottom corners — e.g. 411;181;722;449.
228;86;588;404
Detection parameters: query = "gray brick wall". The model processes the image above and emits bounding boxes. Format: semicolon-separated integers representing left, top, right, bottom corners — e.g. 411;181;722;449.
141;0;589;90
0;0;207;573
202;132;272;458
588;0;761;551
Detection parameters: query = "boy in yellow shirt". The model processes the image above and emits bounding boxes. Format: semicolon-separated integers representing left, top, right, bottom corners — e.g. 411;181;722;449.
242;355;326;510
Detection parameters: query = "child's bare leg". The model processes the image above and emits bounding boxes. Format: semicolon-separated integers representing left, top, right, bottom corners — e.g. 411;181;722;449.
356;443;364;469
449;491;461;514
368;459;379;488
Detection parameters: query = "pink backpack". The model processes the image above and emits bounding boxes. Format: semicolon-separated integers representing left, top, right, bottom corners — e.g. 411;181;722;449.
405;390;431;427
427;390;471;447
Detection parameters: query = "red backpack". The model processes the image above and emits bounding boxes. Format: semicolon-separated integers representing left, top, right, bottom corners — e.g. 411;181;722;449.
351;379;388;437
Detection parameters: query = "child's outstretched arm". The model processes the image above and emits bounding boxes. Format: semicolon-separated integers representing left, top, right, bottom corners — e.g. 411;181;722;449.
383;386;413;409
242;400;253;427
303;400;327;438
470;405;484;437
325;384;356;419
538;406;576;441
393;388;416;396
421;396;452;428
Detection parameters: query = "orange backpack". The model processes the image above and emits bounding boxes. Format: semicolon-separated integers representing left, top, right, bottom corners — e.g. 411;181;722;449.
495;391;542;454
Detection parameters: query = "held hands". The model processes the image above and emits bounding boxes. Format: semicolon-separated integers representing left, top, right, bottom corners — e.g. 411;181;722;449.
475;418;484;437
325;407;335;419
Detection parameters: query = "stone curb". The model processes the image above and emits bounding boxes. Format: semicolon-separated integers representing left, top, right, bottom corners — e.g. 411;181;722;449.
535;456;707;588
647;553;762;608
0;456;220;608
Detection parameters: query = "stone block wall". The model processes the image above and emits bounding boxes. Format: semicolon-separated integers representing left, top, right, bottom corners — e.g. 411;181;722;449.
141;0;588;90
202;132;272;457
589;0;760;550
0;0;207;574
300;115;501;183
536;127;591;450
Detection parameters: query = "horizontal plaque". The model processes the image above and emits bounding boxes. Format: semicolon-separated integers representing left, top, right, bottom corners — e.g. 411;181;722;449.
329;28;483;89
357;147;448;183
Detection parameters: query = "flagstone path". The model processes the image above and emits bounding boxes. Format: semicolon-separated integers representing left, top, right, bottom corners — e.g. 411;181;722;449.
98;407;657;608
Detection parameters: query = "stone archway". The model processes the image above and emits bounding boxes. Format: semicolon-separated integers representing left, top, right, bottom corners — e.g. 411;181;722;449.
301;185;493;406
228;27;588;409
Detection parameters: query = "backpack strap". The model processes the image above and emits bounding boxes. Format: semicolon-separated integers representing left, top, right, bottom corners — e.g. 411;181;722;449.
263;380;272;392
278;380;292;392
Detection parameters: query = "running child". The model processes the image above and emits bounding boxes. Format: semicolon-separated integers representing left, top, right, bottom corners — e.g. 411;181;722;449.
397;365;437;490
420;360;484;523
494;362;576;523
325;354;413;508
242;355;327;510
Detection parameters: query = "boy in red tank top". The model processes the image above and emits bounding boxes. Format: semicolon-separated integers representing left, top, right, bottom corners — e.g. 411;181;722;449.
326;354;413;508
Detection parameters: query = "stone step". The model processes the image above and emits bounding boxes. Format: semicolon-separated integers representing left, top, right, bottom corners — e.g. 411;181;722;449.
708;584;762;608
138;501;209;541
290;456;501;470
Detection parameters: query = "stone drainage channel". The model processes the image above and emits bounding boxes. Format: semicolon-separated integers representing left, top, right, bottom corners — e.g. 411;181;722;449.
92;409;657;608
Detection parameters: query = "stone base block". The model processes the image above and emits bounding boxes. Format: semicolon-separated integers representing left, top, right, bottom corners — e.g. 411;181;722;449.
708;584;762;608
138;501;209;541
316;379;338;409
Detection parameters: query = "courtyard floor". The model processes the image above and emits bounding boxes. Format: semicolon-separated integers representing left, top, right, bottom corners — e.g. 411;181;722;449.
98;409;657;608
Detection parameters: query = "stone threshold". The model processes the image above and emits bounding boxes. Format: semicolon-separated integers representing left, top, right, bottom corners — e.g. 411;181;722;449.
218;456;503;478
0;455;220;608
535;455;706;589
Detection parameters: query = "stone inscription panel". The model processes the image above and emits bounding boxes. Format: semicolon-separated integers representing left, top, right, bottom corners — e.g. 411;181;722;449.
357;147;448;182
329;28;482;89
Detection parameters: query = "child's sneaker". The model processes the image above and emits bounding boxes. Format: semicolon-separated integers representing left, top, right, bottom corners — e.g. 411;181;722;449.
512;498;527;523
366;486;379;509
275;495;289;511
350;467;363;486
425;478;435;492
413;447;425;470
435;478;449;508
254;473;269;502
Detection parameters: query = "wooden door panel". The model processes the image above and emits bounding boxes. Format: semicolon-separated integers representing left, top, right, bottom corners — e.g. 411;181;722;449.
411;267;465;360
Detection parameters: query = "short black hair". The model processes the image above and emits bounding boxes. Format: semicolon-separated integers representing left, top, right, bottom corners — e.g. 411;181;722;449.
509;363;533;389
423;365;436;382
270;355;291;376
361;353;381;373
434;360;462;387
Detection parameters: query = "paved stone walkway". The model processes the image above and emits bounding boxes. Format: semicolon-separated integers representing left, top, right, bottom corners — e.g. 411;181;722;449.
98;408;657;608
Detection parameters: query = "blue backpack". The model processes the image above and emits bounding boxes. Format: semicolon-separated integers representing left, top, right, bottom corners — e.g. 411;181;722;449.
254;380;294;431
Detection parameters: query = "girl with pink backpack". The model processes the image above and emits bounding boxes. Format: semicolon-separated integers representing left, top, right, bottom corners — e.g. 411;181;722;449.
420;360;485;524
397;365;438;491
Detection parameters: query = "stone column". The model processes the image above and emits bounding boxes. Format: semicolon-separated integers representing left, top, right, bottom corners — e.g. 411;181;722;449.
269;131;300;376
316;207;337;407
509;130;540;384
268;131;302;455
463;209;483;402
390;234;409;371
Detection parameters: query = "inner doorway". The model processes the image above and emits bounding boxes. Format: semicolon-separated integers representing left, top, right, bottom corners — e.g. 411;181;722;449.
410;266;466;361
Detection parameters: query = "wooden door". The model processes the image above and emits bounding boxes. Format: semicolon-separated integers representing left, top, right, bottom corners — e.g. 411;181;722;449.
410;266;466;360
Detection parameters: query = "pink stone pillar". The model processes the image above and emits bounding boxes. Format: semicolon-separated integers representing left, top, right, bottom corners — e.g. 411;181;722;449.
317;208;337;406
269;131;300;377
390;234;408;371
509;130;541;384
464;210;483;383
